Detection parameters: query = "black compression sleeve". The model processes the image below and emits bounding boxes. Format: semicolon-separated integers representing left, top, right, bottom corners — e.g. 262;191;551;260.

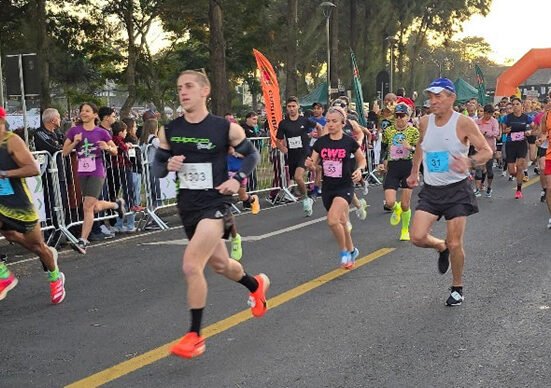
234;139;260;176
152;147;172;178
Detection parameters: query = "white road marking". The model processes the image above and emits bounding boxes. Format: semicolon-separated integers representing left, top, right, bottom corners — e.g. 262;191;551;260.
140;215;330;246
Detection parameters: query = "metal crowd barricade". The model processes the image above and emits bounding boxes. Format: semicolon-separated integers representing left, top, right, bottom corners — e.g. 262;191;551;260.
140;143;175;230
51;146;141;245
139;137;297;228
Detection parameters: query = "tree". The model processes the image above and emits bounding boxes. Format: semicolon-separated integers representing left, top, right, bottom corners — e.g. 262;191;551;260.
285;0;298;97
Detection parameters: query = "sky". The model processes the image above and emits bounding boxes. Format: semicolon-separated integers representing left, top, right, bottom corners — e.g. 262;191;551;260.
455;0;551;65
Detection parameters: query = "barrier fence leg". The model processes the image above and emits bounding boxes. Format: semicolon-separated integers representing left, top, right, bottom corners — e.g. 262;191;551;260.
50;153;80;245
277;150;297;203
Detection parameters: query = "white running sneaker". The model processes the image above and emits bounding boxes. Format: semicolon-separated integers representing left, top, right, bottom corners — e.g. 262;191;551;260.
548;218;551;230
356;198;367;220
303;197;313;217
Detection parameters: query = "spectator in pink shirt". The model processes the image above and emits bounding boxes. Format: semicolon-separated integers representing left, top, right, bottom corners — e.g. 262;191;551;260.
473;104;500;197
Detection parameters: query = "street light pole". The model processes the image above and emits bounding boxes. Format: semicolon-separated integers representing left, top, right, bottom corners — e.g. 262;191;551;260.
321;2;336;106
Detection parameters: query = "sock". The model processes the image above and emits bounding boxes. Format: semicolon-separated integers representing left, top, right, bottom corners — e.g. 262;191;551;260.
517;184;522;192
47;268;60;282
243;195;253;205
238;273;259;293
189;308;204;335
451;286;463;295
0;262;10;279
401;209;411;231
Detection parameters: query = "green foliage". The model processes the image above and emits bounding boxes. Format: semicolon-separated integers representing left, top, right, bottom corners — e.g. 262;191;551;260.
3;0;495;114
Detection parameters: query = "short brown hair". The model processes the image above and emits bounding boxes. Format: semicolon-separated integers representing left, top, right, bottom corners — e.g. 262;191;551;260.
178;70;210;89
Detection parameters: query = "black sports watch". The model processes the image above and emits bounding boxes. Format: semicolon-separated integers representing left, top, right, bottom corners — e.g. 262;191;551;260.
232;171;247;184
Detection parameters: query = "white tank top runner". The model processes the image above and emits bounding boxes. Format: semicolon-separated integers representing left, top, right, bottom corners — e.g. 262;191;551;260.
421;111;469;186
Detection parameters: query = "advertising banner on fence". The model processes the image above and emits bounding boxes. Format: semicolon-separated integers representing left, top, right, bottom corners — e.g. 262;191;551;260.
159;172;177;200
25;175;46;222
253;49;282;148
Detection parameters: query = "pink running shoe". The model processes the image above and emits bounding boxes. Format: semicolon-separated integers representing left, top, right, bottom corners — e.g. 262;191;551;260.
50;272;66;305
515;190;522;199
0;273;18;301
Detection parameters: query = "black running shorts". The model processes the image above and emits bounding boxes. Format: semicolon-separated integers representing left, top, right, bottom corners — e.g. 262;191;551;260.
178;203;233;240
288;152;308;179
537;147;547;159
416;178;478;221
526;135;537;145
0;213;38;234
321;187;354;211
383;159;412;191
505;141;528;163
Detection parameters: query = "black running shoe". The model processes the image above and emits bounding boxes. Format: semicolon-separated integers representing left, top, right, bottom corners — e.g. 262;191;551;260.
115;198;126;218
445;288;464;306
438;248;450;274
541;190;547;203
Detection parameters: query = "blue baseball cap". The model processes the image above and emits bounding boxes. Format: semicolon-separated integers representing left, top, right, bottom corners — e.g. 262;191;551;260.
394;104;409;114
424;78;455;94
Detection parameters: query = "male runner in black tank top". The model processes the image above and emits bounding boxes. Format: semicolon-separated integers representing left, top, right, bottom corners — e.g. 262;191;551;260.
151;70;270;359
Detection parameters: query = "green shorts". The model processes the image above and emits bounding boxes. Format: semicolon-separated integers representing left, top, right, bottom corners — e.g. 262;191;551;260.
78;176;105;199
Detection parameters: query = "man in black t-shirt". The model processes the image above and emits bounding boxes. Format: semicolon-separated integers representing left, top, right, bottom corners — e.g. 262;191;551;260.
276;96;322;216
152;70;269;359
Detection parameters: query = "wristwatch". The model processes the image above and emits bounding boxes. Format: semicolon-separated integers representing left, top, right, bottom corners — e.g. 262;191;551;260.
232;172;247;184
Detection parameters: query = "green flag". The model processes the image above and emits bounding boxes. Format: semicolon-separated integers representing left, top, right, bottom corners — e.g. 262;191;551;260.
475;64;486;105
351;49;367;126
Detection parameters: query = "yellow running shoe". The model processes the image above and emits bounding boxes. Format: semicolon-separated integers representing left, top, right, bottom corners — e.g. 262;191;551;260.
390;202;402;226
230;234;242;261
400;229;410;241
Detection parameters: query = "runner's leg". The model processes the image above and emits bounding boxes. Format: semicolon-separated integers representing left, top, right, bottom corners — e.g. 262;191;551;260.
445;216;467;287
410;210;446;251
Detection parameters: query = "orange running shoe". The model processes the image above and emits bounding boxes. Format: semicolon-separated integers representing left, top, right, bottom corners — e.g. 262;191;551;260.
250;194;260;214
0;273;18;301
170;332;206;358
248;273;270;317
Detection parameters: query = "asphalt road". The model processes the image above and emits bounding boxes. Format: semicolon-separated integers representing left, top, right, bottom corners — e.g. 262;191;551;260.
1;174;550;388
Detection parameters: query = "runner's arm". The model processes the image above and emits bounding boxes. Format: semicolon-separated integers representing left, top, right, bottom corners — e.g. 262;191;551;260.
410;116;427;175
352;147;366;182
152;126;173;178
5;133;40;178
229;122;260;180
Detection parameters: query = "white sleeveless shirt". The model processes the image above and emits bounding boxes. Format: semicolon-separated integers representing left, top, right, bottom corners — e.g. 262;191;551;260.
421;111;469;186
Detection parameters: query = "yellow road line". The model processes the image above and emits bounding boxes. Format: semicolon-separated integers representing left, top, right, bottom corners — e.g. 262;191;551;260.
523;176;540;188
65;247;395;388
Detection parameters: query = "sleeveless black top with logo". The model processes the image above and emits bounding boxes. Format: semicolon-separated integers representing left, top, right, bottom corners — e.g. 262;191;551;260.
0;132;38;223
165;113;231;211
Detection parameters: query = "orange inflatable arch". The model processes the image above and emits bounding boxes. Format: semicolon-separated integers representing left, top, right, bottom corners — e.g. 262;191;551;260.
495;48;551;98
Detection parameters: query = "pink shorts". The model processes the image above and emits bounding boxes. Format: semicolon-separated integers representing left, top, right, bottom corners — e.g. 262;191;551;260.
228;171;248;186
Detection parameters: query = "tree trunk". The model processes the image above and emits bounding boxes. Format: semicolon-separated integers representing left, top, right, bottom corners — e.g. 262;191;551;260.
285;0;298;97
329;0;339;101
120;2;137;118
208;0;230;115
36;0;50;110
350;0;358;54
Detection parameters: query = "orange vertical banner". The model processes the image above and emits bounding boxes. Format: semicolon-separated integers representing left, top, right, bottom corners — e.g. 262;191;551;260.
253;49;282;147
